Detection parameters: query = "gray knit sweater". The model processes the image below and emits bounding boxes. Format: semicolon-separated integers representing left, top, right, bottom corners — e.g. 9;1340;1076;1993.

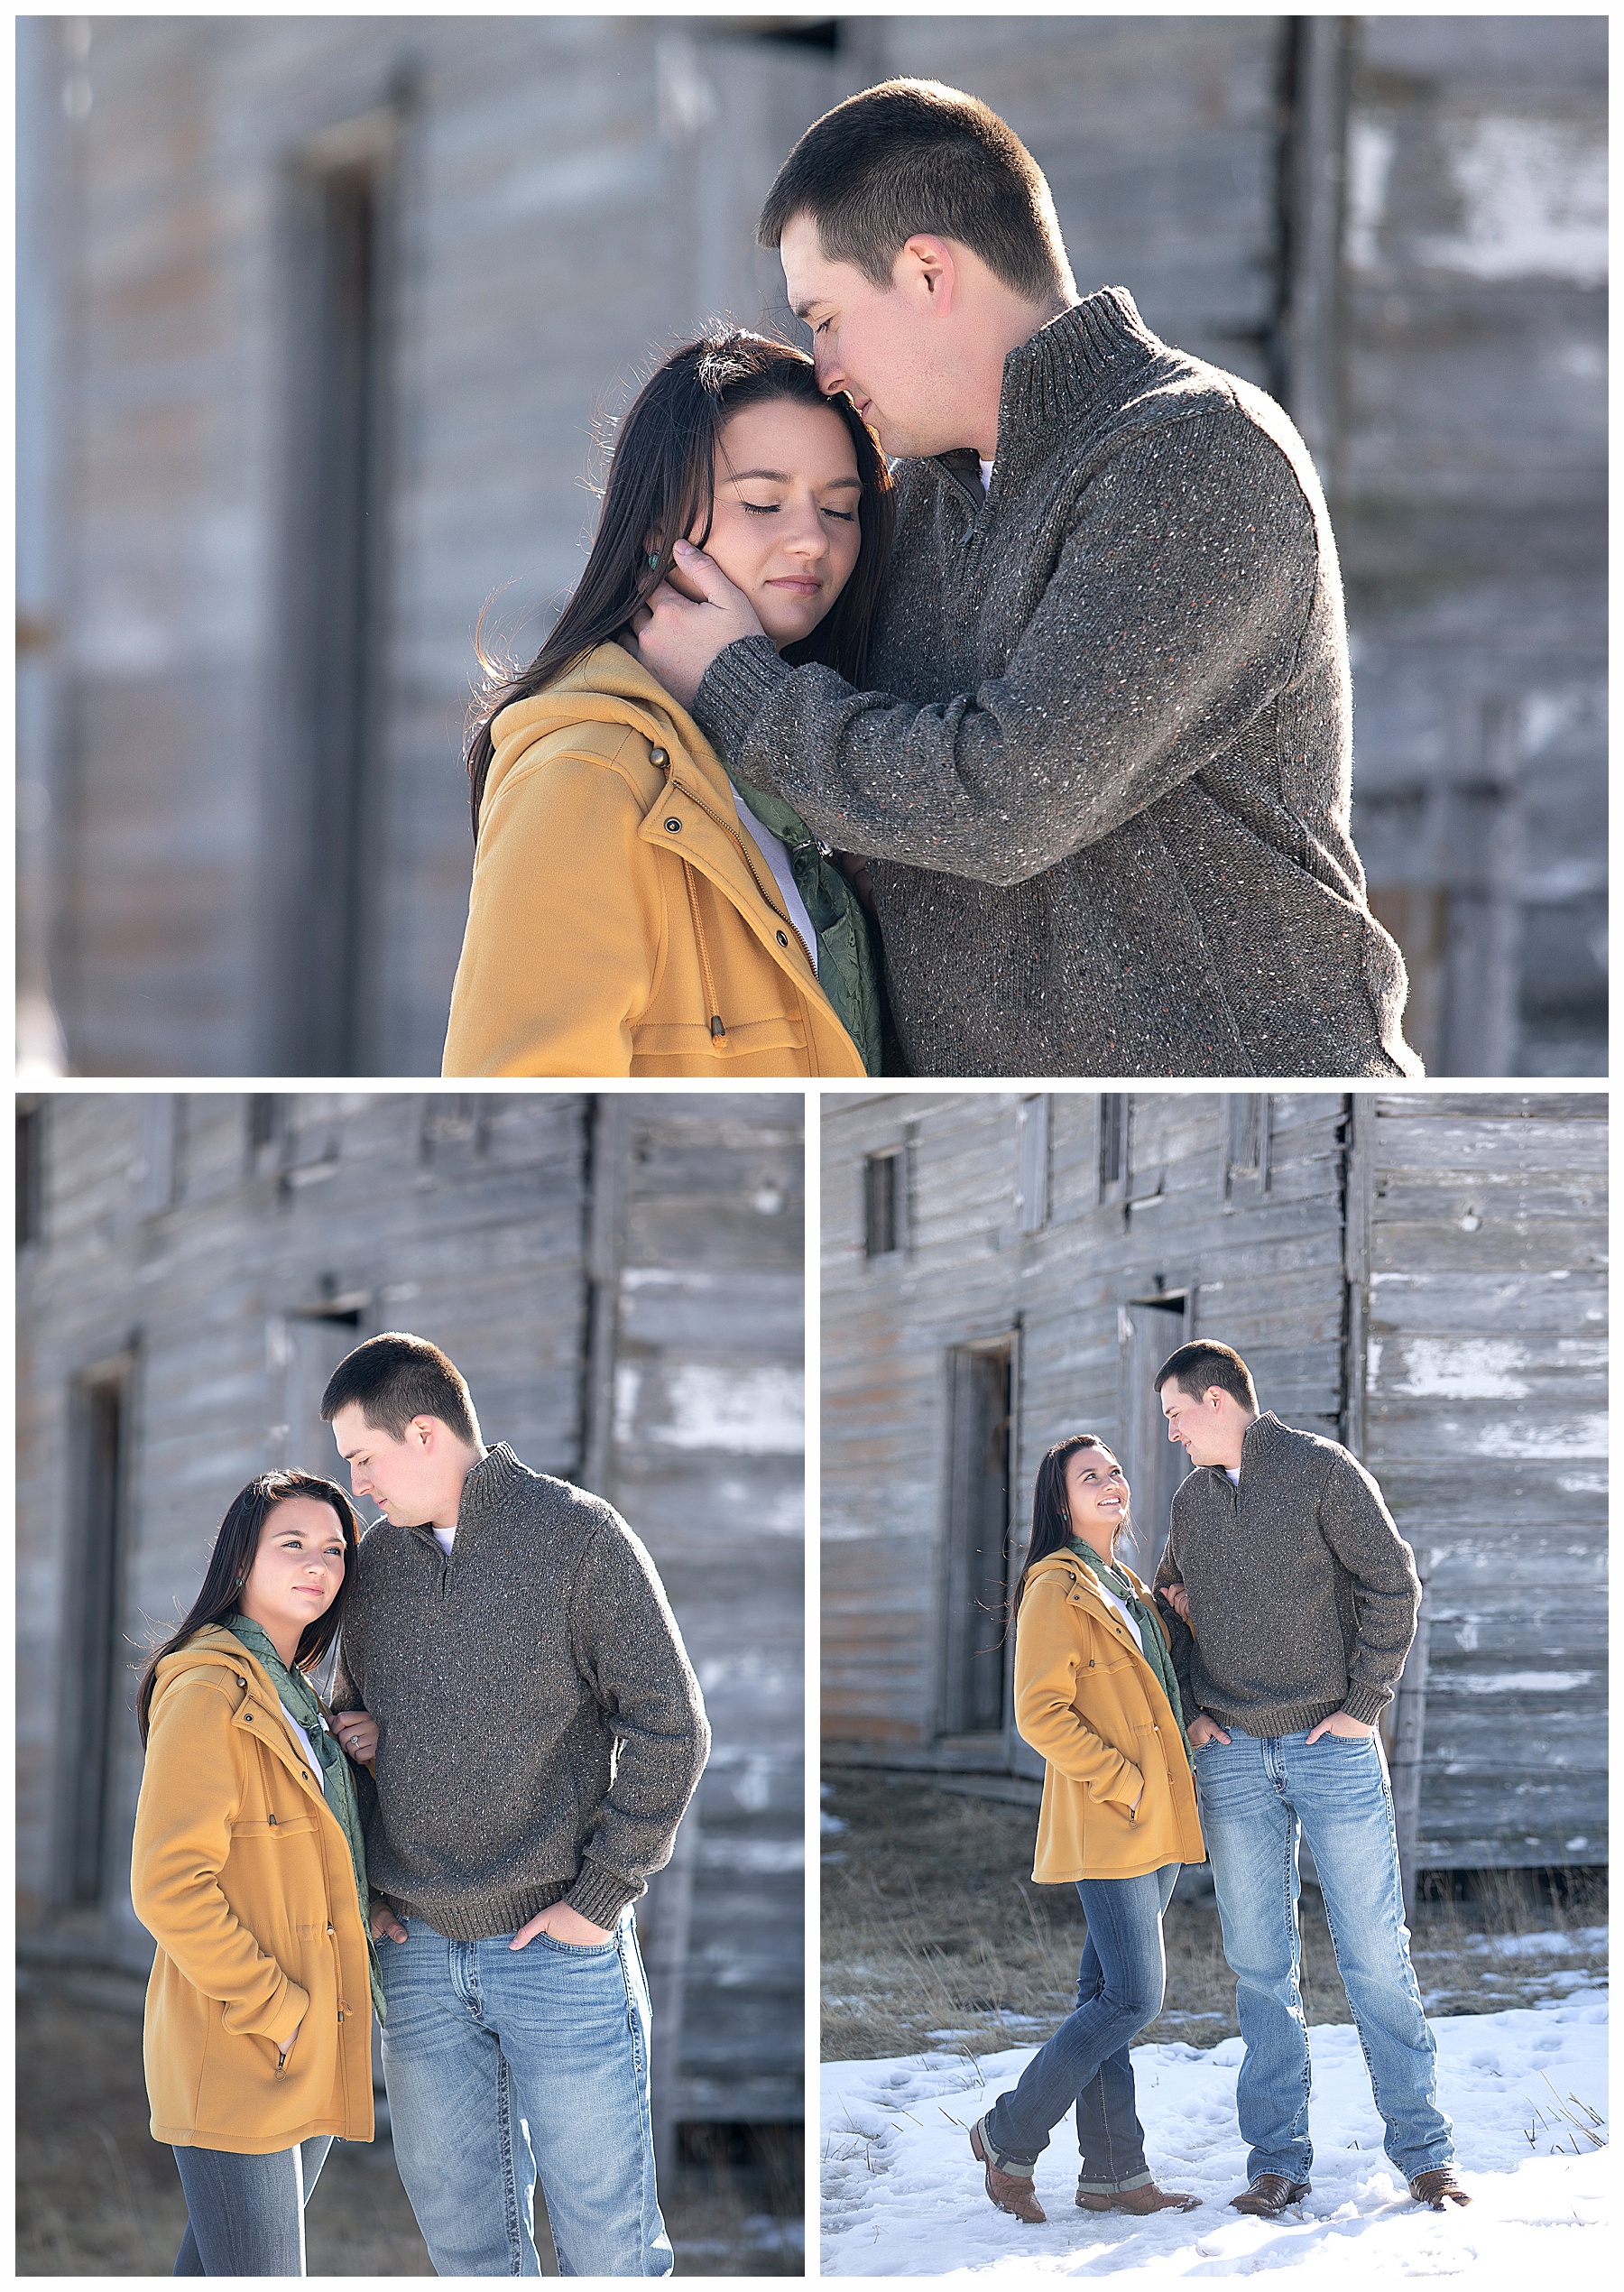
1152;1412;1420;1737
333;1444;709;1939
695;287;1420;1079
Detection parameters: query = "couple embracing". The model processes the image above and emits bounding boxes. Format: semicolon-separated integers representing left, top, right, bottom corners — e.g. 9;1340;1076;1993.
970;1341;1470;2225
131;1333;708;2276
443;79;1419;1081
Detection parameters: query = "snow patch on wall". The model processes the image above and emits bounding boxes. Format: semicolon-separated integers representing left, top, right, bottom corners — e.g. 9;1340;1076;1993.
614;1362;802;1453
1416;117;1607;285
1346;114;1397;270
1471;1415;1607;1460
1379;1337;1531;1399
1439;1671;1593;1696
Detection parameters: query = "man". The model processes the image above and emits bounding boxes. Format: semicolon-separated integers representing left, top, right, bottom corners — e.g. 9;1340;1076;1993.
321;1331;709;2277
636;79;1419;1080
1151;1340;1468;2216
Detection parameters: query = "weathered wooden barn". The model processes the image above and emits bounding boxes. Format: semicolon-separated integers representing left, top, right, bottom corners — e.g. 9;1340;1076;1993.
17;15;1604;1078
16;1090;806;2146
820;1090;1606;1878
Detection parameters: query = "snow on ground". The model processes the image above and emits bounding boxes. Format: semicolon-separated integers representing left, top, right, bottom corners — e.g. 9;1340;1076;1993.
822;1988;1607;2278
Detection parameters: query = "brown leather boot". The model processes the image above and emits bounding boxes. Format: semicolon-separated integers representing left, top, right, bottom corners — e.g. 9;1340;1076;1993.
970;2117;1047;2223
1230;2173;1311;2216
1410;2167;1472;2209
1078;2182;1202;2213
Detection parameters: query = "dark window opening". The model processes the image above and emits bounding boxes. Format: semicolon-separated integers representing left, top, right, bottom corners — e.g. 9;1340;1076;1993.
249;1095;282;1152
1017;1096;1049;1233
1099;1095;1126;1193
942;1341;1014;1735
753;20;841;52
17;1099;44;1245
66;1373;128;1906
273;134;394;1075
863;1151;900;1258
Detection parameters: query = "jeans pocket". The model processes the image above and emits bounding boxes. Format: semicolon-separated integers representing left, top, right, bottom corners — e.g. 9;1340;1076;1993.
531;1928;618;1955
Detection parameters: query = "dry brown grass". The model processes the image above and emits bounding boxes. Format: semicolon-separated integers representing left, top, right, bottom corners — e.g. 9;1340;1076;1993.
16;1972;801;2277
821;1768;1607;2065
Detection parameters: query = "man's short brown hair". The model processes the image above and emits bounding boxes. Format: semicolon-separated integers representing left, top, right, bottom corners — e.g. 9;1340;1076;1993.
759;79;1074;305
320;1330;480;1446
1154;1340;1259;1414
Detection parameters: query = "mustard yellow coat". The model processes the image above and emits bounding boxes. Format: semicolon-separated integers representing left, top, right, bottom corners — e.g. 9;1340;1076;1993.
1015;1550;1205;1884
131;1628;375;2153
442;644;867;1077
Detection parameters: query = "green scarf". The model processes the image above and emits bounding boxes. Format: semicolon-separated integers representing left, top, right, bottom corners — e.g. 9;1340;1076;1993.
1065;1541;1191;1760
728;773;886;1076
226;1614;385;2023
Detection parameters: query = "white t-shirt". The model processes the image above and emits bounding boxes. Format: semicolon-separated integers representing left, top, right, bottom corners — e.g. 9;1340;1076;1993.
1092;1578;1144;1654
430;1522;456;1555
978;456;994;494
1225;1467;1241;1486
280;1704;327;1791
735;806;819;973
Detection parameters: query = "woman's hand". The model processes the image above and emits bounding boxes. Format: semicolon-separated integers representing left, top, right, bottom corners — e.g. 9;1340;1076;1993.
369;1899;409;1945
275;2010;304;2065
1162;1583;1191;1625
332;1711;378;1763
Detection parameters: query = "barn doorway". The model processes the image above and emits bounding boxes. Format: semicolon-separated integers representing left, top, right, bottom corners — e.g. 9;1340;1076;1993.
940;1337;1016;1738
62;1365;130;1906
1118;1296;1192;1581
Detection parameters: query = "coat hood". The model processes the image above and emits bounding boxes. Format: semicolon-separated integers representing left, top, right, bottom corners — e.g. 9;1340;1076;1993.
1024;1546;1153;1604
147;1623;313;1742
488;642;733;815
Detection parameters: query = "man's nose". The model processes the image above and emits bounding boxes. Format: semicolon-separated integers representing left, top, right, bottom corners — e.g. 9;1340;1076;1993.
814;345;845;396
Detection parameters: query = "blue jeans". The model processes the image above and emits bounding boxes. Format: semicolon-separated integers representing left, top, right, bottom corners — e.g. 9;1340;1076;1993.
983;1863;1180;2176
1193;1726;1453;2185
171;2137;333;2274
379;1911;671;2277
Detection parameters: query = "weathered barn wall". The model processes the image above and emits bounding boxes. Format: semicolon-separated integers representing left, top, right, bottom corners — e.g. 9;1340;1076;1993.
15;1090;805;2127
1352;1093;1607;1868
19;15;1603;1078
820;1092;1350;1750
821;1088;1607;1870
1335;22;1607;1075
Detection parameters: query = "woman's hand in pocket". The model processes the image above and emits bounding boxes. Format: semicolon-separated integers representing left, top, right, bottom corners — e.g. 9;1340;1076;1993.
275;2011;304;2068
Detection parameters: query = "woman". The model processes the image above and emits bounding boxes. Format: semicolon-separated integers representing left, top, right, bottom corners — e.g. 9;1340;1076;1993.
132;1471;382;2276
442;331;893;1077
969;1437;1205;2225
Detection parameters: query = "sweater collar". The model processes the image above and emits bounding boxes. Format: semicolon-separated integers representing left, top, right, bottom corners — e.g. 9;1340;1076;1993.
934;285;1161;501
446;1441;530;1542
1217;1410;1283;1484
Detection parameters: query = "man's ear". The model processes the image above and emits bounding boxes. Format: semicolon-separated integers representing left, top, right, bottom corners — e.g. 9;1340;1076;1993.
899;233;956;312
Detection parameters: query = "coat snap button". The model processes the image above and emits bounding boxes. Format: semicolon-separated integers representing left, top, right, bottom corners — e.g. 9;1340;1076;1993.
649;746;669;767
327;1923;335;1935
663;816;682;834
775;929;789;947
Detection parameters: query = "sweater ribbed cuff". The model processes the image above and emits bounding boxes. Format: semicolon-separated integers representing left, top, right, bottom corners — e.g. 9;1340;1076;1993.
1340;1683;1389;1729
565;1861;643;1931
691;635;791;765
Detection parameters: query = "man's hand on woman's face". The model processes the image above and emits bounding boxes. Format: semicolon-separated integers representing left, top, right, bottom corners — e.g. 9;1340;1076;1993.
629;541;766;707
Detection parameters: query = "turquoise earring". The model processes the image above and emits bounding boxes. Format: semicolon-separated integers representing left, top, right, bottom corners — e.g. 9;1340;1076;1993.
646;551;660;570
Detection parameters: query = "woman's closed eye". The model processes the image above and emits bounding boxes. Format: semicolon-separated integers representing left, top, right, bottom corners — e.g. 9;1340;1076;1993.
741;500;856;522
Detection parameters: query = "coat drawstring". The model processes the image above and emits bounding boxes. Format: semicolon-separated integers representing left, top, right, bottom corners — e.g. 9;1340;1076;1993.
681;863;726;1042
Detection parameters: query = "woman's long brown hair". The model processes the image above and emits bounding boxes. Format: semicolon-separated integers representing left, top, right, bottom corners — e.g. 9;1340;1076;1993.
464;330;894;836
135;1471;363;1745
1010;1436;1127;1623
